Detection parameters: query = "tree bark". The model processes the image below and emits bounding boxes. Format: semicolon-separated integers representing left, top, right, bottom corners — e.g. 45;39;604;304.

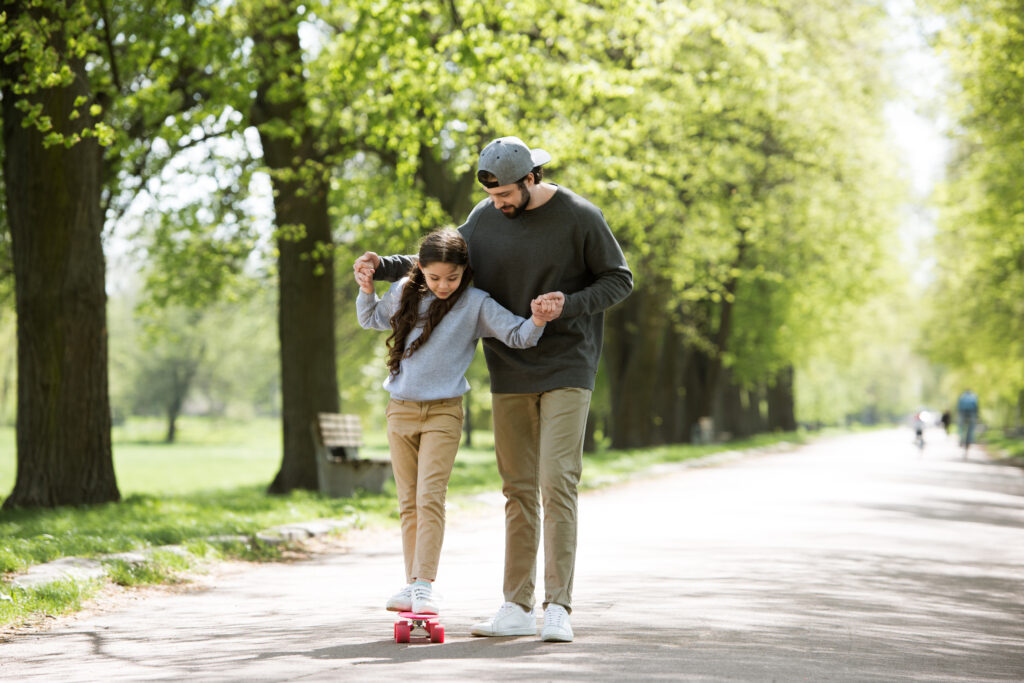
1;16;118;507
463;393;473;448
251;12;340;494
713;366;743;440
767;365;797;431
417;145;477;222
163;354;200;444
605;287;668;448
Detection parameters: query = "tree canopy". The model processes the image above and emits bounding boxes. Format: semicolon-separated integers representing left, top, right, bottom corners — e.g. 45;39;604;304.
923;0;1024;426
5;0;1019;505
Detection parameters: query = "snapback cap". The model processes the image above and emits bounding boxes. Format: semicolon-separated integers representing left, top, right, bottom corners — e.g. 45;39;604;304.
477;136;552;186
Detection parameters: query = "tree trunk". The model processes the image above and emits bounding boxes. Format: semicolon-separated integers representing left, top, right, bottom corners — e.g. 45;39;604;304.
605;287;667;449
165;406;179;444
583;410;598;453
463;393;473;448
417;145;477;222
681;348;713;443
743;385;767;436
1;21;118;507
164;354;200;444
713;366;743;440
767;366;797;431
251;12;340;494
656;321;691;443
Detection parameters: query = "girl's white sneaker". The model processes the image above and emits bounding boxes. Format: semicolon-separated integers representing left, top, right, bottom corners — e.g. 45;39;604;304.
410;583;439;614
385;584;412;612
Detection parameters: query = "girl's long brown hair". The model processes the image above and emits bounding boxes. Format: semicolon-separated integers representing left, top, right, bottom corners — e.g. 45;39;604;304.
386;229;474;376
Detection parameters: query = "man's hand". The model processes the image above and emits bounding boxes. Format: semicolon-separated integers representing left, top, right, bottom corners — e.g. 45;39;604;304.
353;252;380;284
530;291;565;325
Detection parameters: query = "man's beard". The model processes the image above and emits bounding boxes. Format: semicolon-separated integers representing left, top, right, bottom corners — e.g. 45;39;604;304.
501;187;531;219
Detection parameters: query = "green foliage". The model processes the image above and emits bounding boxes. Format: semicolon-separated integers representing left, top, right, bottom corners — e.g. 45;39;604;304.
984;429;1024;464
0;1;110;146
96;1;250;223
309;0;908;426
108;281;279;427
921;0;1024;426
1;0;933;443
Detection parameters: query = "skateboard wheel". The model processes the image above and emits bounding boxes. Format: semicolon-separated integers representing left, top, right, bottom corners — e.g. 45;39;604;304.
431;625;444;644
396;621;411;643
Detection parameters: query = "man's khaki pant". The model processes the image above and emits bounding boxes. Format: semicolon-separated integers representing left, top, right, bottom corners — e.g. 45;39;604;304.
492;388;592;613
386;396;464;582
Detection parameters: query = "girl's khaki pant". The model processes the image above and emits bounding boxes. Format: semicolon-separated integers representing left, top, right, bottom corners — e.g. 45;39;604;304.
386;396;464;582
492;387;592;613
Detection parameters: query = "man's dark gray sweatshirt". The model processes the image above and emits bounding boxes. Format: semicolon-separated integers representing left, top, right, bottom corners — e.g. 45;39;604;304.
375;185;633;394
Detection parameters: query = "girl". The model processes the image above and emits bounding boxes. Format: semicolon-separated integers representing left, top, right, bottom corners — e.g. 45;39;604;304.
356;228;561;614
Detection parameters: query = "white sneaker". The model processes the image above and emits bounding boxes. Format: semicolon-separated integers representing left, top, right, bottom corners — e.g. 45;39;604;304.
385;584;412;612
471;602;537;636
410;582;439;614
541;604;573;642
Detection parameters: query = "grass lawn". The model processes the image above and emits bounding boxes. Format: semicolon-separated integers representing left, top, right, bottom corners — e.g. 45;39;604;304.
1;415;807;630
985;428;1024;464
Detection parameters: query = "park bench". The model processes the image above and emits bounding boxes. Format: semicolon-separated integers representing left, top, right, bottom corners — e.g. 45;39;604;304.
312;413;392;498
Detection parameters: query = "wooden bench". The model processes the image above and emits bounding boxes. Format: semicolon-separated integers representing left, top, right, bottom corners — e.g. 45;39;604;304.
312;413;392;498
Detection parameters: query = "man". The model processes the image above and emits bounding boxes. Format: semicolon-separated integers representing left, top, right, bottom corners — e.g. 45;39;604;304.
354;136;632;642
956;388;979;458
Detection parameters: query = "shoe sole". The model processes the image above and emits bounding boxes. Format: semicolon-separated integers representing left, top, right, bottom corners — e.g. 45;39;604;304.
471;626;537;637
541;630;574;642
412;605;439;614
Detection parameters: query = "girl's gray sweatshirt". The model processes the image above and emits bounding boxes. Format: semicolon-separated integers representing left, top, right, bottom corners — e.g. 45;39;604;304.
374;186;633;393
357;278;545;402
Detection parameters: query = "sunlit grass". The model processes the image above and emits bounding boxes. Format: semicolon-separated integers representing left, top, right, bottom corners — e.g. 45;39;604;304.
0;579;103;628
985;428;1024;463
0;484;407;574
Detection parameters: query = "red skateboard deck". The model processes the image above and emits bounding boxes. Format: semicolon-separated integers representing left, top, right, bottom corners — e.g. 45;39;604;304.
394;611;444;643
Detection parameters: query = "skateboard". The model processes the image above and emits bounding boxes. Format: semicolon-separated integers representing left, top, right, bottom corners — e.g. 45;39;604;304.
394;611;444;643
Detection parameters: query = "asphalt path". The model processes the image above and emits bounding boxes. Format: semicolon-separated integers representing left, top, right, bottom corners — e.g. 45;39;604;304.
2;429;1023;681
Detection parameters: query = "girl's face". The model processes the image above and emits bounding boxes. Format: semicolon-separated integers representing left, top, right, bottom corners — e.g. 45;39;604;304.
419;261;466;299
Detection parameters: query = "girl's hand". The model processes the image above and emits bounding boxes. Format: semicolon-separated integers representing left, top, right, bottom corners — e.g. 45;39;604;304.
353;252;379;293
355;269;374;294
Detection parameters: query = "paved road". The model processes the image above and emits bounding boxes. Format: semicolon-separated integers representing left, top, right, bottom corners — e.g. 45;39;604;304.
2;429;1023;681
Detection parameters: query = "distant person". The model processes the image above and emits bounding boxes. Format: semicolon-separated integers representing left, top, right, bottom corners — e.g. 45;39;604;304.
912;411;926;449
956;389;980;458
940;410;951;434
355;136;633;642
355;228;561;615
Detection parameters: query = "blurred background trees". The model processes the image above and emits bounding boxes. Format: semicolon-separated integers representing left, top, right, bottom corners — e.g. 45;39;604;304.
921;0;1024;430
1;0;1021;506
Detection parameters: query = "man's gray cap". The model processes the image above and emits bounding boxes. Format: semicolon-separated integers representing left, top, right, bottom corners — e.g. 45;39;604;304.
477;136;552;186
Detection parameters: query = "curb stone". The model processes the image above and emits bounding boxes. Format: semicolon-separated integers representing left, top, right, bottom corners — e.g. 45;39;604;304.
5;518;358;592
